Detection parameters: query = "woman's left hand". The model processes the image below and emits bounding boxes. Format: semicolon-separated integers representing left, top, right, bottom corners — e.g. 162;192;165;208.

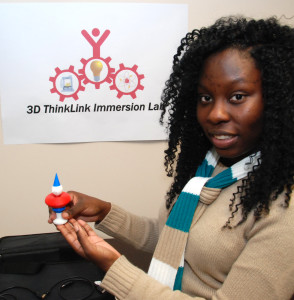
57;219;121;272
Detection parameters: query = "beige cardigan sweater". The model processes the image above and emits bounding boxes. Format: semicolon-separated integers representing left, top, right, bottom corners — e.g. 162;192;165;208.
96;164;294;299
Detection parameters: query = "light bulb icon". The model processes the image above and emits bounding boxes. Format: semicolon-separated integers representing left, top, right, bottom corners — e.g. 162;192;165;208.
90;60;103;82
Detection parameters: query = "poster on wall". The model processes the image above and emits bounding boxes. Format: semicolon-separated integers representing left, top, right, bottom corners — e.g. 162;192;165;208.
0;3;188;144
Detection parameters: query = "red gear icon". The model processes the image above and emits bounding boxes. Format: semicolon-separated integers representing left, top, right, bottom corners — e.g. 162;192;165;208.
49;66;85;102
78;56;115;89
110;64;144;99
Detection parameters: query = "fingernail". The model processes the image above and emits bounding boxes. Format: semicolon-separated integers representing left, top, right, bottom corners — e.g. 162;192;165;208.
63;212;69;219
74;225;79;232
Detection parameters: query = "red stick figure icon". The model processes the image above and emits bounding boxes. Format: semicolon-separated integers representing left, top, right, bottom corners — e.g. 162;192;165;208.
81;28;110;58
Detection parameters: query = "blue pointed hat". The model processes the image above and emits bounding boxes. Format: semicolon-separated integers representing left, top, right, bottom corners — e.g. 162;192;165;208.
53;173;61;187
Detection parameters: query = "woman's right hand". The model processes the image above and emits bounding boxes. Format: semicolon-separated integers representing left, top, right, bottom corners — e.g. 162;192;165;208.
48;191;111;224
57;219;121;272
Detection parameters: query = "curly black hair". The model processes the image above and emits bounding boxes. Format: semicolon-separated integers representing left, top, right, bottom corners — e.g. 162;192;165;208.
160;16;294;227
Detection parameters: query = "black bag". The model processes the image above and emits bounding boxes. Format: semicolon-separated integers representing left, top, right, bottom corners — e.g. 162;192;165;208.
0;232;115;300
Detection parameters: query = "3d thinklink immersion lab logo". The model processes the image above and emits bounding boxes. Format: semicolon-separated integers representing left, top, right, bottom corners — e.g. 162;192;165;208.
49;28;144;102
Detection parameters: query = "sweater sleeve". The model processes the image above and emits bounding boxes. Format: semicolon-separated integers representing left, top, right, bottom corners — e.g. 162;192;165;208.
95;204;159;253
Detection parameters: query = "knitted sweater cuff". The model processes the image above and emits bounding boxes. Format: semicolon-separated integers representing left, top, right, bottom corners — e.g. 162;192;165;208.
100;255;142;299
95;204;126;236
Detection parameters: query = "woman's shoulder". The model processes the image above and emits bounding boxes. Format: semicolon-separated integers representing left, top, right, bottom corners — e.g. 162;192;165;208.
246;188;294;238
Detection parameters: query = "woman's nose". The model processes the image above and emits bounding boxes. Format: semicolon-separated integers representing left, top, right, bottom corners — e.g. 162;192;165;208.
207;100;230;124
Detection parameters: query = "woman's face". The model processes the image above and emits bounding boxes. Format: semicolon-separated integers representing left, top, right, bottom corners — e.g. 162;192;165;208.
197;48;264;164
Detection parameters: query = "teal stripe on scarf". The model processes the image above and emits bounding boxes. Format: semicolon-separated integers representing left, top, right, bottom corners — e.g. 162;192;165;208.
173;267;184;290
206;168;237;188
166;192;200;232
196;158;214;177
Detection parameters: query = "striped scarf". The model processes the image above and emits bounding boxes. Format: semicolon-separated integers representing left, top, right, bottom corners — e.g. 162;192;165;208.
148;149;260;290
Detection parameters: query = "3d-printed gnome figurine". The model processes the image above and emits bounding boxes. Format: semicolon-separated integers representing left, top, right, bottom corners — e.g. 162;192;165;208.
45;174;71;225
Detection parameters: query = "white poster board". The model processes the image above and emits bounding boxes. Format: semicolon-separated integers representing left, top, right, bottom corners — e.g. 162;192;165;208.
0;3;188;144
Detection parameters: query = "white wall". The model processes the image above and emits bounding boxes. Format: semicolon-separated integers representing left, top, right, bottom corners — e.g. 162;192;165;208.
0;0;293;237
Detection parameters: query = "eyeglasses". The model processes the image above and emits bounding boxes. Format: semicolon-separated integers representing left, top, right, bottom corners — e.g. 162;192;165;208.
0;276;109;300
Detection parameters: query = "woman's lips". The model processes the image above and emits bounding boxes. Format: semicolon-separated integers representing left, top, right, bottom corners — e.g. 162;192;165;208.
209;134;238;149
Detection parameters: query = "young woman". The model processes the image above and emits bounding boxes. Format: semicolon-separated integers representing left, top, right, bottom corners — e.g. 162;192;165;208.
50;16;294;299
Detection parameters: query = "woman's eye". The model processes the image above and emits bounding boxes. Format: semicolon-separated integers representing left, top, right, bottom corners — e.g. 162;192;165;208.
198;95;212;103
230;94;245;102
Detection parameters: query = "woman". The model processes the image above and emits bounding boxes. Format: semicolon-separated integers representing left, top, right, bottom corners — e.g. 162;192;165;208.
50;16;294;299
